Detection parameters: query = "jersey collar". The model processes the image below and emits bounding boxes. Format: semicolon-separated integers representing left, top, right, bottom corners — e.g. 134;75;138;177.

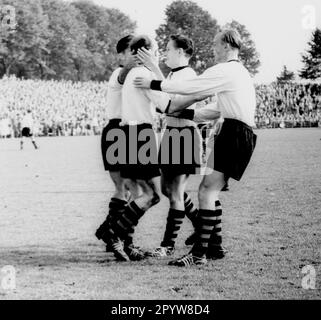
171;65;189;73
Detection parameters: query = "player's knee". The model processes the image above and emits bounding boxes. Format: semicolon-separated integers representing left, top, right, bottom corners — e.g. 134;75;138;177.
198;183;211;203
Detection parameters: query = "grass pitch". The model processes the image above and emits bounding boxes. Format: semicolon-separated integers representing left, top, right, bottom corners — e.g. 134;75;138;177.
0;128;320;299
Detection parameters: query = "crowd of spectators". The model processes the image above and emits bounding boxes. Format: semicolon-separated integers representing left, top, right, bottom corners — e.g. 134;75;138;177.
0;76;320;138
0;76;108;138
255;82;321;128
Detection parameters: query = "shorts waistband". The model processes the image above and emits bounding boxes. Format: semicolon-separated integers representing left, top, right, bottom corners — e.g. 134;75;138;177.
224;118;253;131
108;118;121;125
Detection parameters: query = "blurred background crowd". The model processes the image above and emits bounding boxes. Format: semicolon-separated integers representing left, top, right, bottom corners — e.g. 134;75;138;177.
255;82;321;128
0;77;320;138
0;76;107;137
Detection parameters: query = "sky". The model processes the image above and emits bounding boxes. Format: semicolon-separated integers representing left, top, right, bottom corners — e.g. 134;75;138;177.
92;0;321;83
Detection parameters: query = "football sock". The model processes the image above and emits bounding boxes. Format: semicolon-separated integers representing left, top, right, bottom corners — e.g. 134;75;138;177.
192;209;217;257
161;209;186;247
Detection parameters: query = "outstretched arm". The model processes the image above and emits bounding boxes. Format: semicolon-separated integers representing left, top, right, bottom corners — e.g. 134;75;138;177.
165;96;203;115
166;95;209;113
133;65;228;97
167;104;221;123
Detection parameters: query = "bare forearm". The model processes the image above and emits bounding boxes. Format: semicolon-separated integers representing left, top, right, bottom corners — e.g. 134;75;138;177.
149;64;164;80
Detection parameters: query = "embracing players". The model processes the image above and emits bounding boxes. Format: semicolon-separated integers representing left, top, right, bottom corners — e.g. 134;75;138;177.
104;34;203;261
134;29;257;266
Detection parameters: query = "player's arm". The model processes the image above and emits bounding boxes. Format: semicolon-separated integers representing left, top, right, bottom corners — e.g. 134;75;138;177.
167;103;221;123
133;66;228;97
166;95;208;114
143;89;204;115
136;48;165;80
143;89;171;113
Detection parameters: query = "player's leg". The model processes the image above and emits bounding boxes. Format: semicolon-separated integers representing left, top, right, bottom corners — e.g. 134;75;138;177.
30;133;38;149
183;188;200;246
20;135;24;150
110;176;161;261
169;169;226;267
96;121;129;251
109;123;162;261
124;178;143;201
20;127;28;150
95;170;127;243
149;173;188;257
109;170;129;201
106;176;141;261
119;178;143;249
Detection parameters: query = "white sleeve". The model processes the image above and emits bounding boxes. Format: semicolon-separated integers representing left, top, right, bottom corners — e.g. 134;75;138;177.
143;89;171;113
161;65;229;97
193;104;221;123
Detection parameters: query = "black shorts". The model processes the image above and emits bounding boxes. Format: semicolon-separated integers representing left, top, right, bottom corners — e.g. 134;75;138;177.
21;127;32;137
159;126;202;176
101;119;124;172
120;123;161;180
207;118;257;181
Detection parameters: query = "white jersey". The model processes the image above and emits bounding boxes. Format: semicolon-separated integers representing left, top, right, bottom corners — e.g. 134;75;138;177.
166;66;197;128
160;61;256;127
106;67;122;120
21;114;34;129
121;66;170;125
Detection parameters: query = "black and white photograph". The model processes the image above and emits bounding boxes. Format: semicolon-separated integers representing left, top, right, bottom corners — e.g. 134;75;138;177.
0;0;320;305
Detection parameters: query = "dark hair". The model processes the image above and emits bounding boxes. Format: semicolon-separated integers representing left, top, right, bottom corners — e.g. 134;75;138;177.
130;35;153;54
220;29;242;50
116;35;134;54
169;34;194;57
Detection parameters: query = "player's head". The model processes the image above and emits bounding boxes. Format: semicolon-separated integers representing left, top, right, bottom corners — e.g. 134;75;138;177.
116;35;134;66
27;109;31;114
130;35;159;62
213;29;242;62
165;34;194;68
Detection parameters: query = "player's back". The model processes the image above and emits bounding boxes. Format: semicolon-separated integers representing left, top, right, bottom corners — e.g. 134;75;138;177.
106;67;122;120
121;66;156;125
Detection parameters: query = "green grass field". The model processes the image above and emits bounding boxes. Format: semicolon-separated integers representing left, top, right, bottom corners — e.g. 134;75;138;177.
0;128;320;299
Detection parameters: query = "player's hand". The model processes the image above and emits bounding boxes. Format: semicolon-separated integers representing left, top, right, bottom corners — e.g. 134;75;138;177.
133;77;151;88
136;48;158;70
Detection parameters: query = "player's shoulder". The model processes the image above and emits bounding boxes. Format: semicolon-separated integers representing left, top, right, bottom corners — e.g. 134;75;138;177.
110;67;122;77
128;66;151;77
108;67;122;84
124;67;152;84
182;66;197;76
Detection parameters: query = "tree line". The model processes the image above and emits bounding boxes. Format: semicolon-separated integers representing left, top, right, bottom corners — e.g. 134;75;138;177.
0;0;319;82
278;28;321;82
